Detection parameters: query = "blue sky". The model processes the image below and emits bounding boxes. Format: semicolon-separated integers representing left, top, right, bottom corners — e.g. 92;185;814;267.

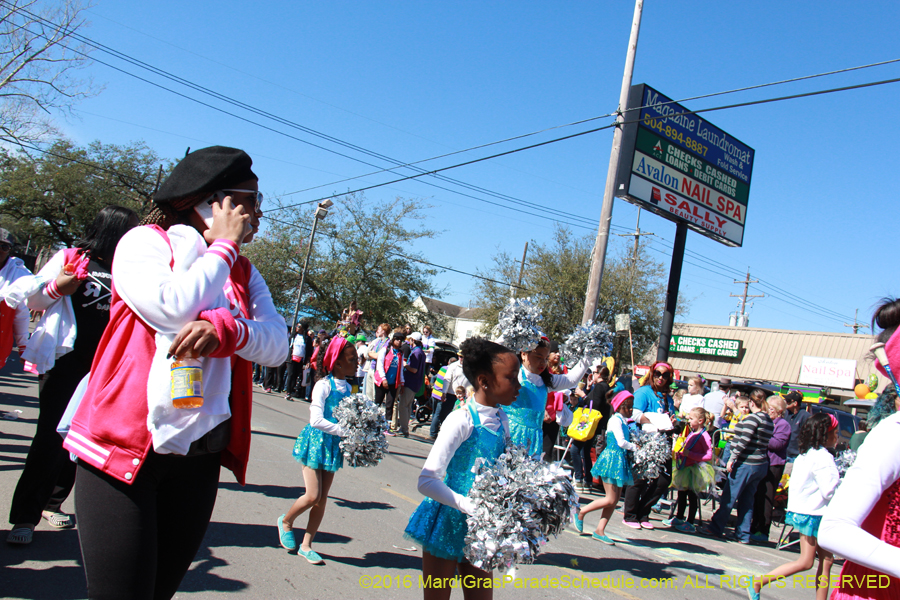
52;0;899;334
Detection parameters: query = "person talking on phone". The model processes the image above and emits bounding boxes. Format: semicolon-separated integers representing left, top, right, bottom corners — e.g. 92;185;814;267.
65;146;287;600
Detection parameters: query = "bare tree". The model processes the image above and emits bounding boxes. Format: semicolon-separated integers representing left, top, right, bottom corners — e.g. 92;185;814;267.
0;0;95;145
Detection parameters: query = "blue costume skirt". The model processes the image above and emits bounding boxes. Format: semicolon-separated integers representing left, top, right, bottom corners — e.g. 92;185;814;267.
508;419;542;457
591;446;633;488
785;511;822;538
293;424;343;472
405;498;469;561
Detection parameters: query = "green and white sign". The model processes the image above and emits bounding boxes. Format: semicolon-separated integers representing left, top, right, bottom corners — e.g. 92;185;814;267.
669;335;742;358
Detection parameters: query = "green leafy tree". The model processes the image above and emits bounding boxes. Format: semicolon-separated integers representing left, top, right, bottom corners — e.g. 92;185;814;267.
0;139;169;248
472;224;686;366
244;192;451;337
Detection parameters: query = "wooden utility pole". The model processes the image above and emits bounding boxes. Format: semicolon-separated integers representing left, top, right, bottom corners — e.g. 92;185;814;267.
730;269;764;326
511;242;528;299
581;0;644;325
843;309;870;334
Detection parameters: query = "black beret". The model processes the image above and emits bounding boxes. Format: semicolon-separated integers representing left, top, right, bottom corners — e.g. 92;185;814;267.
154;146;257;204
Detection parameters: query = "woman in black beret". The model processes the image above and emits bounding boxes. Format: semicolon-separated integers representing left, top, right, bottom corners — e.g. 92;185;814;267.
66;146;288;600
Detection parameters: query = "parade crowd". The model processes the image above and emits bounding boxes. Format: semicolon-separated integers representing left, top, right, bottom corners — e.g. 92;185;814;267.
0;145;898;600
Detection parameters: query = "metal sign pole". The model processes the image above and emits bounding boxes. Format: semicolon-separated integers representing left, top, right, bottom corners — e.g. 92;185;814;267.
657;221;687;362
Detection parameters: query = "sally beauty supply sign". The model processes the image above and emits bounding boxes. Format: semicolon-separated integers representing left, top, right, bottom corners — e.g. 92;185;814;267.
615;84;754;247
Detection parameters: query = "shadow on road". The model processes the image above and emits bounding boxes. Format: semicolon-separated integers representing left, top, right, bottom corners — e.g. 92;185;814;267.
328;550;421;570
0;527;86;599
332;497;394;511
179;545;249;594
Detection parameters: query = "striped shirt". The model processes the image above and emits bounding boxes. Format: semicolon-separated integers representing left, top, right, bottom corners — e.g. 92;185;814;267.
729;411;774;467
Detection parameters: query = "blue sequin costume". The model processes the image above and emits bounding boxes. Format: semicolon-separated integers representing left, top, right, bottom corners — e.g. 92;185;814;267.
505;366;545;456
591;413;633;487
404;405;507;561
292;375;347;472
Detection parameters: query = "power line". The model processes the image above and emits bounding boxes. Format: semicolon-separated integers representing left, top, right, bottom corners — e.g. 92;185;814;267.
259;214;528;291
277;74;900;211
13;1;900;247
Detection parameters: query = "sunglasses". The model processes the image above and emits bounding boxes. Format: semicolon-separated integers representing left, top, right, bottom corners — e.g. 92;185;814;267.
0;242;11;252
653;370;671;379
221;189;264;213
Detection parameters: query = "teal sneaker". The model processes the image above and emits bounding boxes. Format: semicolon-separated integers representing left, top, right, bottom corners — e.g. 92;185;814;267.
276;514;297;550
674;521;696;533
574;515;584;534
298;547;325;564
661;517;683;528
592;532;615;545
750;532;769;544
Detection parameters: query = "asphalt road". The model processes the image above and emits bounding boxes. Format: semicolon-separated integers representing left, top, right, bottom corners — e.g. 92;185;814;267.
1;359;836;600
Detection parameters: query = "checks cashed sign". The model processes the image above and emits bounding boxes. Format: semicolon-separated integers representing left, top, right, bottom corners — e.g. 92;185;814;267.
669;335;742;359
616;84;754;247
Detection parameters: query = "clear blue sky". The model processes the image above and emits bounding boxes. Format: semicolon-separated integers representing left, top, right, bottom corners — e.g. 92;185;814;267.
54;0;899;334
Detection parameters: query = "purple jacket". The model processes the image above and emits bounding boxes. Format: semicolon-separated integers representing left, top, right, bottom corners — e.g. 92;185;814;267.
767;416;791;467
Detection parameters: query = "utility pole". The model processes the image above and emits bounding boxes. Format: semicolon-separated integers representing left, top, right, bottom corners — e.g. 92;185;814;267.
617;209;653;273
730;268;764;326
581;0;644;325
844;309;870;334
511;242;528;299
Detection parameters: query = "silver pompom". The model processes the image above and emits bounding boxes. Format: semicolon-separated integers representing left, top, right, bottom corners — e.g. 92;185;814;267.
629;430;672;481
463;443;578;574
332;393;389;468
835;449;857;478
497;298;543;353
561;320;614;365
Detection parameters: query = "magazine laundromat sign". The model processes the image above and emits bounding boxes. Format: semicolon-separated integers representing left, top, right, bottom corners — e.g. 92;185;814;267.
669;335;742;358
615;84;754;247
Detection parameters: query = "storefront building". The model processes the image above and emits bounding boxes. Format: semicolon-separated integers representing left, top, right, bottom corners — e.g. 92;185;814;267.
645;323;885;404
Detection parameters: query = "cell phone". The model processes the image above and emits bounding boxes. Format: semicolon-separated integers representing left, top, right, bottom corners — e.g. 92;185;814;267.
193;191;225;228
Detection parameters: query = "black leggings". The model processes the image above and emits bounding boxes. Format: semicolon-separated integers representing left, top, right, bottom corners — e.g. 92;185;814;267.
75;451;221;600
375;383;400;422
671;490;699;523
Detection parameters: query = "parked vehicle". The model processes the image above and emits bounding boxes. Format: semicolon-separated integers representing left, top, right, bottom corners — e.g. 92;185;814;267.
807;404;860;450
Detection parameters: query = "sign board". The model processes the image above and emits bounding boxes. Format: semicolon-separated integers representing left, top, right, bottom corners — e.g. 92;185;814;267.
615;313;631;334
669;335;742;359
616;84;754;247
798;356;857;390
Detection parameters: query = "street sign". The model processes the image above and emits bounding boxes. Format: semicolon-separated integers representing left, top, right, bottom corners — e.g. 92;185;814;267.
616;84;754;247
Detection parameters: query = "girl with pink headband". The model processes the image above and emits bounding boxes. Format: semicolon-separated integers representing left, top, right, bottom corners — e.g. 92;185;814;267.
574;390;637;545
751;412;840;600
278;335;358;564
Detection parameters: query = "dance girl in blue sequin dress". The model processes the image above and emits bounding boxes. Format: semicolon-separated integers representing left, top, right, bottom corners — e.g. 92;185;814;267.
405;337;519;598
508;339;588;457
573;391;637;545
278;336;357;565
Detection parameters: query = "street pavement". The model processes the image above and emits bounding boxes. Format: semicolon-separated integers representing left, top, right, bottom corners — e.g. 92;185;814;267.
1;359;838;600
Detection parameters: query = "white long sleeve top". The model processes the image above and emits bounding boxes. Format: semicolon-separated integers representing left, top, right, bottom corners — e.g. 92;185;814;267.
786;447;839;516
818;412;900;578
607;412;637;451
114;225;287;454
0;256;33;349
442;360;470;396
522;359;590;392
309;377;347;437
417;402;509;516
376;344;404;385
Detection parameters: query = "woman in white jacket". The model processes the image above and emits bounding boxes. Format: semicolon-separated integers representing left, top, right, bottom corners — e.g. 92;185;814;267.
7;206;137;546
66;147;287;600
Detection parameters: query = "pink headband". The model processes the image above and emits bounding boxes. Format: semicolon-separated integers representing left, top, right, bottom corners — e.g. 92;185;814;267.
611;391;633;412
323;336;348;372
827;414;839;431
